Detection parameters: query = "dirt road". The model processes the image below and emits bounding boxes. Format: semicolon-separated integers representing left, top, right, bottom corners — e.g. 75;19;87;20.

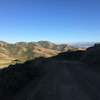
14;61;100;100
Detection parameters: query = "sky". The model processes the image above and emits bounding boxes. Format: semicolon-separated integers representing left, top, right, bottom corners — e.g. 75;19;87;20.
0;0;100;43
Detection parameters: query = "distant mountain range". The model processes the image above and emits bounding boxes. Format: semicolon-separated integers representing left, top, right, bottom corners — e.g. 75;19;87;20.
0;41;91;68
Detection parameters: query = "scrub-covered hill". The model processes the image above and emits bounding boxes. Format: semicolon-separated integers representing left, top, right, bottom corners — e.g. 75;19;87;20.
0;41;83;68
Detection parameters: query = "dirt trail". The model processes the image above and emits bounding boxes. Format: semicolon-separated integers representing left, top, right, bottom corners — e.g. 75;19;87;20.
14;61;100;100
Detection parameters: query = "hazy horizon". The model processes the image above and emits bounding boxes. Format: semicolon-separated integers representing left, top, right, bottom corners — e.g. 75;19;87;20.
0;39;98;44
0;40;96;47
0;0;100;43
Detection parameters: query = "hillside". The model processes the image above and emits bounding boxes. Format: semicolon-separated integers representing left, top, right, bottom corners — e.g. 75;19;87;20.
0;44;100;100
0;41;84;68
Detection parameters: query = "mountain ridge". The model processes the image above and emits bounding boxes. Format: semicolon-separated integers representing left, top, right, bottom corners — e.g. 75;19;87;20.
0;40;86;68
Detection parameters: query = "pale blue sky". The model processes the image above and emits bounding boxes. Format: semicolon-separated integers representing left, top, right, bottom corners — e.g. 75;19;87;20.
0;0;100;43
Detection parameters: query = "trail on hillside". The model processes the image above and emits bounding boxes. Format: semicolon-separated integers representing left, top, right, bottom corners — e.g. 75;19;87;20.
14;61;100;100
